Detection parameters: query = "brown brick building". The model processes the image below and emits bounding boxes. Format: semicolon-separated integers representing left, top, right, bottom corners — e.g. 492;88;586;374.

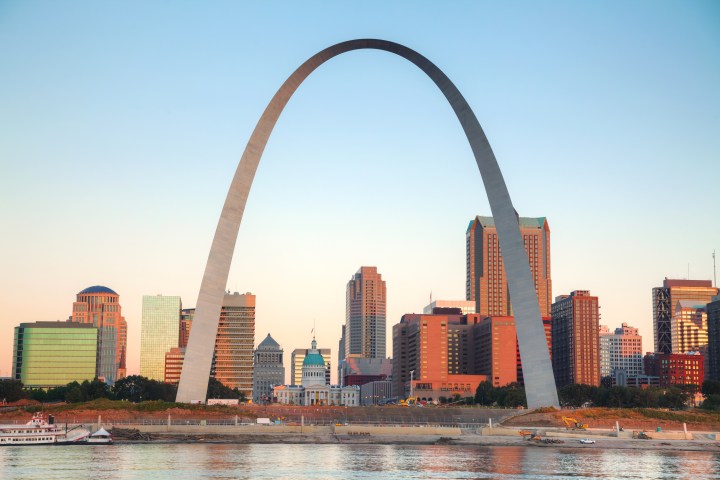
551;290;600;387
392;310;551;400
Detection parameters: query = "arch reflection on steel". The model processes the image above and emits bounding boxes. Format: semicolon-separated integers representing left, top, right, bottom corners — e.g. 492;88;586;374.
176;39;559;408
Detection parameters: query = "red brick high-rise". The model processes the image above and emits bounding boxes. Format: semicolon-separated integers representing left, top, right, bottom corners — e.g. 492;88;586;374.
466;216;552;317
551;290;600;387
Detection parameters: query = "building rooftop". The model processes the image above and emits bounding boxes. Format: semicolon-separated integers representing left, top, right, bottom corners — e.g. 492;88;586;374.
467;216;547;233
78;285;117;295
258;333;280;349
662;279;713;288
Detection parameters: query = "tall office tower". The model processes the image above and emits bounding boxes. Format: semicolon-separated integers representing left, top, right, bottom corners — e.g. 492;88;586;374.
652;279;718;354
164;347;185;384
252;333;285;403
671;301;708;353
465;216;552;317
551;290;600;387
13;321;98;388
707;296;720;380
214;292;255;395
338;325;346;381
466;216;552;317
139;295;182;381
291;347;331;386
392;311;487;400
345;266;387;359
179;308;194;348
598;323;643;382
71;285;127;384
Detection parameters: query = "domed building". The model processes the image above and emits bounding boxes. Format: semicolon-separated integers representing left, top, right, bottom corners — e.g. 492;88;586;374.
301;338;327;388
274;337;359;406
71;285;127;384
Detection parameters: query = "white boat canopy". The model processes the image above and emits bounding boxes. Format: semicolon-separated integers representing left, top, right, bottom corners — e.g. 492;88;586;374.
91;428;111;437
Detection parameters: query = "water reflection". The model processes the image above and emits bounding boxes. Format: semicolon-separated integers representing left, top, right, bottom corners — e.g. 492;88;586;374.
0;444;717;479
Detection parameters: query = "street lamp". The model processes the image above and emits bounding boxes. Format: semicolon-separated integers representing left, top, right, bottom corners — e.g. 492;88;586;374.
409;370;415;399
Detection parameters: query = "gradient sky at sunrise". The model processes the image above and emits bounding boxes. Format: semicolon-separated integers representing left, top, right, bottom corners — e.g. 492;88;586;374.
1;1;719;381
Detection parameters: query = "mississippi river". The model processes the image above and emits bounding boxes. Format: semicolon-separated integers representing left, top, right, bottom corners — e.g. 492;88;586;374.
1;444;718;479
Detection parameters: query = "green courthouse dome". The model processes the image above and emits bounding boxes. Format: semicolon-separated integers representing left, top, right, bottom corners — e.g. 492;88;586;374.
303;352;325;367
302;338;325;366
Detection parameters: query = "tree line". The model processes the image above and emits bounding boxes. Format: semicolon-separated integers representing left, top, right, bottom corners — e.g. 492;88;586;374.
0;376;245;404
470;380;720;410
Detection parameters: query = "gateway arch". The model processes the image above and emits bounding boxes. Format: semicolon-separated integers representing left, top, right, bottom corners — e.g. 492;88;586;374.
176;39;560;408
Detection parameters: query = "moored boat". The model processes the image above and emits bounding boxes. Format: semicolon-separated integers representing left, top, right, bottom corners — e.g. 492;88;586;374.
0;413;90;446
87;428;113;444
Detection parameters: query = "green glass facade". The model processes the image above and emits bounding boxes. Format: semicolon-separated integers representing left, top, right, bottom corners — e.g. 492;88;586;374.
12;322;98;388
140;295;181;381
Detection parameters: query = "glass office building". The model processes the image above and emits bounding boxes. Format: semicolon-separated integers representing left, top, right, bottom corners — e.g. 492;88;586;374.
13;321;98;388
140;295;182;381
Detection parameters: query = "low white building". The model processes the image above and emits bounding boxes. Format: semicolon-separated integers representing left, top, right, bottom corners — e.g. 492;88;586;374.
273;338;359;406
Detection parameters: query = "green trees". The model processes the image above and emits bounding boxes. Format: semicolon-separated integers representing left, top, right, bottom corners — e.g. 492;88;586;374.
0;379;25;403
700;380;720;411
473;381;527;408
112;375;176;402
207;377;245;401
474;381;701;409
3;376;246;405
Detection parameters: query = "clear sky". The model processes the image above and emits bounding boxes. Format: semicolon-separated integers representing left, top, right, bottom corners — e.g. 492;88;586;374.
1;1;718;382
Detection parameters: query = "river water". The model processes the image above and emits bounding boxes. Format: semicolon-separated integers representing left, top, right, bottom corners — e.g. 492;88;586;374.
0;444;718;479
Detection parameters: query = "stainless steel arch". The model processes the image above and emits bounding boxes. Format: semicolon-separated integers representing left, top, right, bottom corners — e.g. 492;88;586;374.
176;39;559;408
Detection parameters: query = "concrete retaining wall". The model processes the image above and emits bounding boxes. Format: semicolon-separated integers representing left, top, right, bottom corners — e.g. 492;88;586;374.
123;424;332;435
334;425;461;436
118;424;461;436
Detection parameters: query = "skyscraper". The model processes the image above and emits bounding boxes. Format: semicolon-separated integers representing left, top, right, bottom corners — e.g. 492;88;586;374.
140;295;182;381
344;266;386;359
551;290;600;387
252;333;285;403
598;323;643;383
13;321;98;388
176;292;255;395
466;216;552;317
214;292;255;395
652;279;718;354
706;295;720;381
671;301;708;353
70;285;126;384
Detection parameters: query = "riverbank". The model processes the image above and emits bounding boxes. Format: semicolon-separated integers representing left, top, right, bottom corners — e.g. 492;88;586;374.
108;424;720;452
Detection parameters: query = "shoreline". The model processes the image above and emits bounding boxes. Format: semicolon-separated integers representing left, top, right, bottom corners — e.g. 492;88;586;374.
110;428;720;452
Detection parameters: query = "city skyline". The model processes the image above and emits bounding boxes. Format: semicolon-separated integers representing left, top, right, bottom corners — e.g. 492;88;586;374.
1;2;719;379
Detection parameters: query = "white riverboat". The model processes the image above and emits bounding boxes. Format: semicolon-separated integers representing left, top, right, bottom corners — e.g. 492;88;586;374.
0;413;91;446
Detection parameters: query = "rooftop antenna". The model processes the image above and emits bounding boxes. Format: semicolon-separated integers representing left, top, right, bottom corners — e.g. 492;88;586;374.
714;250;717;288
